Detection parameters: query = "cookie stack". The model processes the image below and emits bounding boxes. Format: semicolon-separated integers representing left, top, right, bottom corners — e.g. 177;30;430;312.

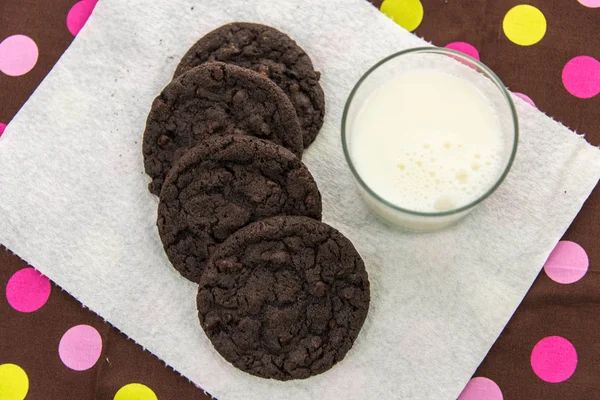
142;23;370;381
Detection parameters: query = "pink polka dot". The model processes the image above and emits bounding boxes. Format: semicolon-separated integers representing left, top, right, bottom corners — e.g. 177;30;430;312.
531;336;577;383
458;377;503;400
6;267;51;312
445;42;480;61
66;0;98;36
59;325;103;371
562;56;600;99
0;35;39;77
514;92;536;107
543;240;589;284
578;0;600;8
0;122;6;137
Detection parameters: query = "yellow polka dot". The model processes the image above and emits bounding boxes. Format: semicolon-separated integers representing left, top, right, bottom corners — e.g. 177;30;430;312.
114;383;158;400
381;0;424;32
503;5;547;46
0;364;29;400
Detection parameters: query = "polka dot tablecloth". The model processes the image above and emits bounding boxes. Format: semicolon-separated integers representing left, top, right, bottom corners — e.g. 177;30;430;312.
0;0;599;399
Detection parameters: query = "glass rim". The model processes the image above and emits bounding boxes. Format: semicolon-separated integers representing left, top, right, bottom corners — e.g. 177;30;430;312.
341;47;519;217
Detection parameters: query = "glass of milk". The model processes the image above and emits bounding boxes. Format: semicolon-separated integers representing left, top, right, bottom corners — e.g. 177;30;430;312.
342;47;518;231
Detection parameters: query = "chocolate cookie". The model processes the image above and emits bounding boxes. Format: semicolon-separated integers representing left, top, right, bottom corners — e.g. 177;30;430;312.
158;136;322;283
174;23;325;148
143;61;304;195
197;216;370;380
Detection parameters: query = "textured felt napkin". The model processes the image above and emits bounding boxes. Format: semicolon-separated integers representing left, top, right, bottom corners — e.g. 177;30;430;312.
0;0;599;399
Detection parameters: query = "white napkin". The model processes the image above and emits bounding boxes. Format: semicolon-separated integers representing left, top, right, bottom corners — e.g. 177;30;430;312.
0;0;598;399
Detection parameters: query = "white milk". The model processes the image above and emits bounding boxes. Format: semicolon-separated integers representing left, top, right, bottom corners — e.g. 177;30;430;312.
351;69;505;213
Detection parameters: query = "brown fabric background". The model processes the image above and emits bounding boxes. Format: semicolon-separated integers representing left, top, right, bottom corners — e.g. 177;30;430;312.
0;0;598;398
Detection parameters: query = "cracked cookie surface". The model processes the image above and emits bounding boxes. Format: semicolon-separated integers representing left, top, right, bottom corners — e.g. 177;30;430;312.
158;136;322;283
174;23;325;149
197;216;370;380
143;61;303;195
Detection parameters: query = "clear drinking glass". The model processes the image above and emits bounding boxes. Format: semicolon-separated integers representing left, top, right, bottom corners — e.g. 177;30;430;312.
342;47;518;231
